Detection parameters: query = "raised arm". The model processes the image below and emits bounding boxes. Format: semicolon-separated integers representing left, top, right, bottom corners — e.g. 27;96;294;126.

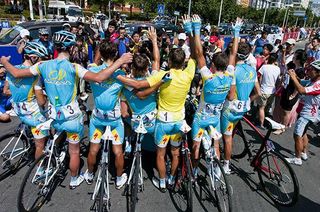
288;69;307;94
148;27;160;71
189;14;206;68
1;56;34;78
229;18;243;67
83;53;133;83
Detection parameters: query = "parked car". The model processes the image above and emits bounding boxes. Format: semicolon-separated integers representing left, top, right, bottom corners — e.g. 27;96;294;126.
124;23;177;38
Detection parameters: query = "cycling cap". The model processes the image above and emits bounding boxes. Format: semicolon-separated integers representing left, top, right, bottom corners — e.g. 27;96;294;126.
39;28;49;35
24;41;49;58
53;30;76;48
310;59;320;71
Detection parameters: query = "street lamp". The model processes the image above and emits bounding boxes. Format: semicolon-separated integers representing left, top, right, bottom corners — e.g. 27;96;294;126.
29;0;34;20
188;0;192;16
218;0;223;26
262;0;270;25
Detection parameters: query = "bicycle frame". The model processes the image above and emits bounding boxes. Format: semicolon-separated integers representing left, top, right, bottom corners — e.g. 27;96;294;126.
0;124;31;167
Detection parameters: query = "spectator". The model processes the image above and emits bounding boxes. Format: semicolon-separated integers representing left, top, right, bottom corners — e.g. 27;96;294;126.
256;43;273;71
35;28;54;58
253;31;269;56
0;64;11;122
105;20;119;43
272;37;282;53
257;53;281;128
306;37;320;63
17;29;31;54
129;32;141;54
71;26;79;35
178;33;191;60
115;27;130;57
279;39;296;74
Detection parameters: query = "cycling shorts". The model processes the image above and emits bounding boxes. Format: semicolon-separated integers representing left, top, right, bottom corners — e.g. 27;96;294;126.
53;115;84;144
89;115;124;145
192;113;221;142
294;116;311;137
221;108;245;136
154;119;184;148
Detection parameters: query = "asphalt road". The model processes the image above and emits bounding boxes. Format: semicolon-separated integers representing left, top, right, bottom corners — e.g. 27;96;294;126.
1;40;320;212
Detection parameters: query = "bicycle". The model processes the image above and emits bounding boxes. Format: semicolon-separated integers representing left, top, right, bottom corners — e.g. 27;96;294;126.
90;126;113;212
231;116;299;206
17;119;68;212
167;121;194;212
198;126;232;212
123;116;148;212
0;123;34;181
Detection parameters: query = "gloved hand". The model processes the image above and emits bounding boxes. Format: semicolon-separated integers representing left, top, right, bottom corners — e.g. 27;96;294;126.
182;14;193;35
232;17;243;38
192;14;202;36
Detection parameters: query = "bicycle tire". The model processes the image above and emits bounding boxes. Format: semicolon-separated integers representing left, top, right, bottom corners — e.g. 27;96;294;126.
17;153;57;212
183;153;193;212
0;132;28;181
231;123;248;159
211;157;232;212
98;163;109;212
129;153;140;212
257;151;299;207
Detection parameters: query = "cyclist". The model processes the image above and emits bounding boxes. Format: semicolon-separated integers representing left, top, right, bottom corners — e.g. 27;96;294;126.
121;27;160;136
3;42;48;160
191;15;241;177
221;39;261;175
116;16;196;192
0;30;133;189
83;41;128;189
286;60;320;165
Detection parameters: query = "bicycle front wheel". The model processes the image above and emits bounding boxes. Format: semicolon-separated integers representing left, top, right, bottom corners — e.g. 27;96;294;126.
181;153;193;212
0;132;29;180
257;151;299;206
97;163;110;212
17;153;58;212
231;123;248;159
210;157;232;212
129;153;140;212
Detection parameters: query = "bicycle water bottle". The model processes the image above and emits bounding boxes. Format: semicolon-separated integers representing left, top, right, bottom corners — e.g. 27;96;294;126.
55;96;61;107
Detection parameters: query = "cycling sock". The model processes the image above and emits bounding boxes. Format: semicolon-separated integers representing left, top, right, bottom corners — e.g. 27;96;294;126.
71;176;77;182
224;160;230;166
116;176;122;183
159;178;166;188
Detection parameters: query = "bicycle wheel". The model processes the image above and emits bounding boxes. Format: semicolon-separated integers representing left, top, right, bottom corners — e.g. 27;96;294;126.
129;153;140;212
181;153;193;212
18;153;58;212
0;132;29;181
98;163;109;212
210;157;232;212
257;151;299;206
231;122;248;159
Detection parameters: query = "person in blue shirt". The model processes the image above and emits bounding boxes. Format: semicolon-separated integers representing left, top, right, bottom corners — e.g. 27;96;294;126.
115;27;130;57
0;64;11;122
35;28;54;58
221;42;261;175
253;31;269;56
0;30;133;189
4;42;49;160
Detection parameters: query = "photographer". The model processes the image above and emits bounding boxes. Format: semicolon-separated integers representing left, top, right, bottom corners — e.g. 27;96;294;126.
115;27;130;56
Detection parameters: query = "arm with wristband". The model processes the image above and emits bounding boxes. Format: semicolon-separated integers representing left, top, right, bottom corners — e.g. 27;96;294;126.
190;14;206;69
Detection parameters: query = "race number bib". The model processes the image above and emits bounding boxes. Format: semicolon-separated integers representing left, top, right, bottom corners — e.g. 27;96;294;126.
132;110;157;127
13;100;38;116
48;101;81;120
93;106;121;120
203;102;224;114
229;100;251;113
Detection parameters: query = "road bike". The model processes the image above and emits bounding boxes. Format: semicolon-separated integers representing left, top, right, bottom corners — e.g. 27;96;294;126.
231;116;299;206
123;116;148;212
0;123;34;181
90;126;113;212
17;119;68;212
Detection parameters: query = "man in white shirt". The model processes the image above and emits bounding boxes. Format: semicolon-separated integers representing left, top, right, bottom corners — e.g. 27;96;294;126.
178;33;191;60
257;53;281;128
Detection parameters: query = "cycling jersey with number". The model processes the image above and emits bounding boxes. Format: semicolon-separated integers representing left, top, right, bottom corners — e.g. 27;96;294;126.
122;76;156;115
6;64;40;103
146;59;196;122
89;63;125;112
30;59;88;106
299;80;320;122
197;65;235;115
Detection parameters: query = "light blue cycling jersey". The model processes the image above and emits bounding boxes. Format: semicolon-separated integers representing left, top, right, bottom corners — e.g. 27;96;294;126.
234;63;257;101
6;64;39;103
122;76;157;115
30;59;88;106
89;63;125;111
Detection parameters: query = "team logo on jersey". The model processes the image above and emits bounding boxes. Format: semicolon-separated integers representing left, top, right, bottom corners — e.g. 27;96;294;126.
240;71;256;84
45;69;71;85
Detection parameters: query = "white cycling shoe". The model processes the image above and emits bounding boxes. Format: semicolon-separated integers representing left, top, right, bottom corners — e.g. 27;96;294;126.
69;175;84;190
116;173;128;190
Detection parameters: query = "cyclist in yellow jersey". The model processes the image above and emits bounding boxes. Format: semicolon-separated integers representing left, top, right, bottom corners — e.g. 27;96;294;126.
117;24;196;192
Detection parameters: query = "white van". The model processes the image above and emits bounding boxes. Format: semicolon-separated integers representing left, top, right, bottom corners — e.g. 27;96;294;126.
47;1;84;22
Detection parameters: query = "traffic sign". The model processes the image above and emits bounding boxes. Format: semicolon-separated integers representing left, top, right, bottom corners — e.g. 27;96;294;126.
157;4;165;15
293;10;306;17
0;21;10;28
174;11;180;16
304;16;308;21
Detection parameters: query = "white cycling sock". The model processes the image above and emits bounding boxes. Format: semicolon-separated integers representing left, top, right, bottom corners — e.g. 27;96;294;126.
159;178;166;188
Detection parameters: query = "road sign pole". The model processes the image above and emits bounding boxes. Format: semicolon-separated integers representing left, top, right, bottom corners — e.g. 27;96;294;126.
188;0;192;16
262;3;268;25
282;7;288;28
218;0;223;27
29;0;34;20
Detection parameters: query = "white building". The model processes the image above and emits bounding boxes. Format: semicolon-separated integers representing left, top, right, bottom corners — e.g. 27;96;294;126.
250;0;310;9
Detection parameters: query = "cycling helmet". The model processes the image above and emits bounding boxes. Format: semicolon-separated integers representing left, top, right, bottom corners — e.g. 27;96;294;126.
24;41;49;58
53;30;76;48
310;59;320;72
39;28;49;35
